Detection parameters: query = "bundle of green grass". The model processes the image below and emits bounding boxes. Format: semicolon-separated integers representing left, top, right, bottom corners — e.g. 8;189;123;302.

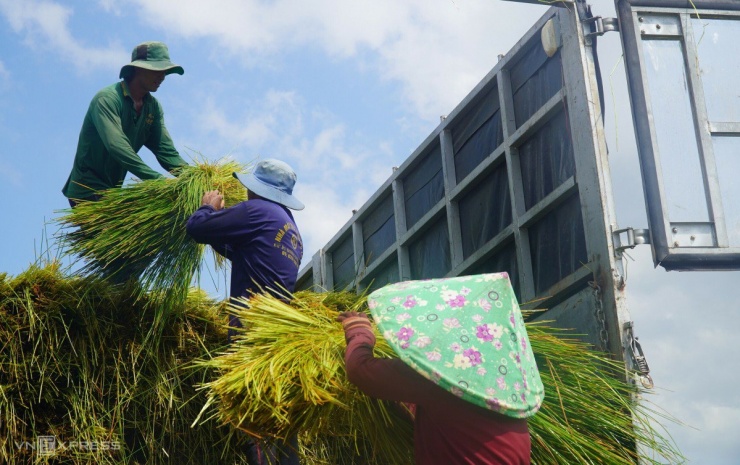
196;291;685;465
0;262;683;464
194;291;415;465
0;263;251;465
55;159;248;308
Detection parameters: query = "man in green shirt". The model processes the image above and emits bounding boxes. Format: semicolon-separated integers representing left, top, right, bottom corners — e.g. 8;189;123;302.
62;41;188;206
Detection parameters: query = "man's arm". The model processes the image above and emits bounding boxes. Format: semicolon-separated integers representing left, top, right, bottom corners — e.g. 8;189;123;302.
340;313;429;403
145;102;188;174
185;205;231;259
89;92;164;180
186;191;249;260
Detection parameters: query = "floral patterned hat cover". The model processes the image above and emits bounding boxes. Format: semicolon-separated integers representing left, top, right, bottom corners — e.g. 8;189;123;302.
367;272;544;418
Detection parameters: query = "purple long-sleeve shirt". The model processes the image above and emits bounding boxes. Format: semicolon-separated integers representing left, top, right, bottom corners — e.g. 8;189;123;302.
186;198;303;305
344;323;531;465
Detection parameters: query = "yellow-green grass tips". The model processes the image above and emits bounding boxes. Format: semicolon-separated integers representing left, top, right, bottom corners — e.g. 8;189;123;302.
0;263;249;464
193;290;415;465
196;291;684;465
0;263;684;464
56;159;248;309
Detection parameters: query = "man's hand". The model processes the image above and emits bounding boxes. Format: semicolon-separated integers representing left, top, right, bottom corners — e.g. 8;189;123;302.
202;190;225;210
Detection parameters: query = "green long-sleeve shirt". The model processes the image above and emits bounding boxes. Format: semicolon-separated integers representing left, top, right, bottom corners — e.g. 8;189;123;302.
62;81;187;200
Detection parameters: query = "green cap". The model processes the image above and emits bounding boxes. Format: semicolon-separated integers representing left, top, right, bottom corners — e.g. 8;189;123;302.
119;41;184;79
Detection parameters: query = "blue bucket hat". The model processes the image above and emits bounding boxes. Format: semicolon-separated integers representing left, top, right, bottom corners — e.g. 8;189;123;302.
119;41;184;79
233;159;304;210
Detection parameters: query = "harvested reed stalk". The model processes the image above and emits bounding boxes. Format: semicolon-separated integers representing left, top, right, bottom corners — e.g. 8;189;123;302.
56;158;248;308
524;319;685;465
196;291;684;465
0;262;250;465
0;262;683;464
194;290;415;465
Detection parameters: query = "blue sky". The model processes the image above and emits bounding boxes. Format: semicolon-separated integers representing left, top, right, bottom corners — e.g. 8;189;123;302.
1;1;739;463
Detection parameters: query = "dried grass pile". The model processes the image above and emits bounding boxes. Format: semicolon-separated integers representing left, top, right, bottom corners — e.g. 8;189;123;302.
0;263;250;465
197;291;685;465
55;159;248;308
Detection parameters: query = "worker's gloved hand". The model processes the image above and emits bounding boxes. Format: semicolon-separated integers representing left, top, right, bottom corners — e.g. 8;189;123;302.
202;190;225;210
337;311;372;333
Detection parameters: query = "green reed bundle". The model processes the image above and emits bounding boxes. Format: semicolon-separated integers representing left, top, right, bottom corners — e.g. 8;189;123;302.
0;262;249;465
194;290;415;465
197;291;683;465
56;158;248;308
525;320;684;464
0;262;683;464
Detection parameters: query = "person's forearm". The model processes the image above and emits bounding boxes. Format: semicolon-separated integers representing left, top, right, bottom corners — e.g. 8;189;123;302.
185;206;234;259
150;135;188;173
147;108;188;173
107;143;163;180
186;205;223;245
344;326;423;402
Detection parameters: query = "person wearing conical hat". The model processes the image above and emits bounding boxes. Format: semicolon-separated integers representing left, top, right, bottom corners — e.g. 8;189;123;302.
339;273;543;464
62;41;188;206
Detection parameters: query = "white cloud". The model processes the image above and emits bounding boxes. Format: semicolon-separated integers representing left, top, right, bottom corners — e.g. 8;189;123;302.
623;245;740;461
127;0;542;120
96;0;122;15
185;88;379;268
198;95;282;149
651;398;740;462
369;1;535;118
193;86;395;186
0;0;126;74
292;183;363;267
128;0;409;60
185;86;398;259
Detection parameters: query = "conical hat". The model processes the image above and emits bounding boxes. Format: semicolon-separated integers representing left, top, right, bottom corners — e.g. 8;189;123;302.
367;272;544;418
